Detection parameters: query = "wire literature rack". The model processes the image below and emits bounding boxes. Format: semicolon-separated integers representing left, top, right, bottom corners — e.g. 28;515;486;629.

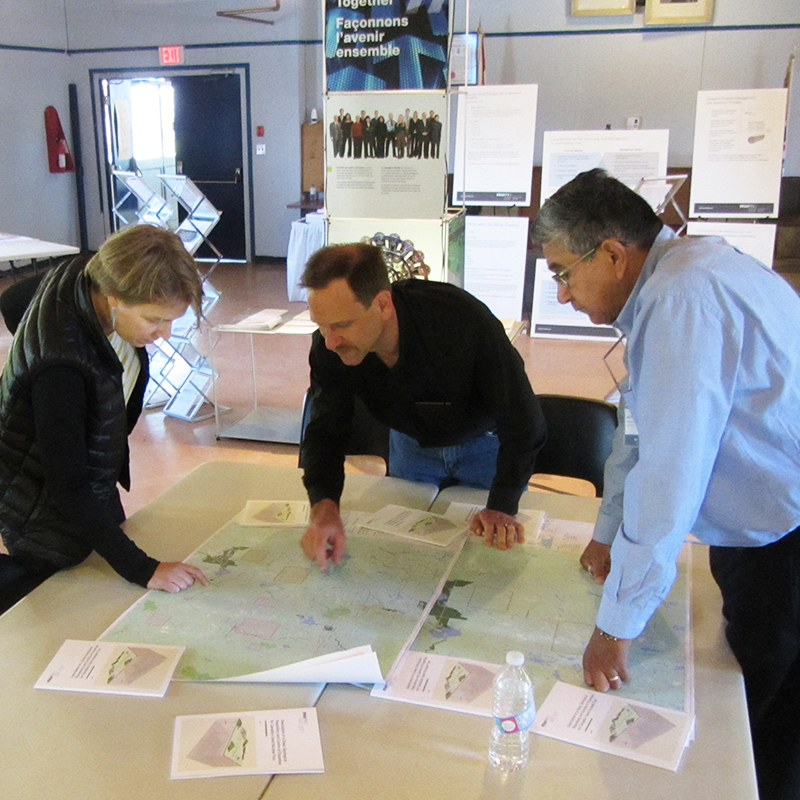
110;169;223;421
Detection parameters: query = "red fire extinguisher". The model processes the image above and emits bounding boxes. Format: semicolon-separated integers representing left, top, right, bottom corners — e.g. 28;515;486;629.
44;106;74;173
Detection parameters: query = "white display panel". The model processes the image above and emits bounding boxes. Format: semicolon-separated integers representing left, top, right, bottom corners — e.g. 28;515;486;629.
324;91;447;221
686;221;777;268
540;129;670;204
463;216;528;321
689;89;788;219
326;214;464;285
452;84;538;207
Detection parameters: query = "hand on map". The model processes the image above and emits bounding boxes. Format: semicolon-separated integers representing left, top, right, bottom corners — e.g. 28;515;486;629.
301;498;346;571
148;561;209;593
583;627;631;692
580;539;611;584
469;508;524;550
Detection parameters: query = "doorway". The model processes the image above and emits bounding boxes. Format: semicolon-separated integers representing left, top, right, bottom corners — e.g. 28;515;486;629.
96;67;251;262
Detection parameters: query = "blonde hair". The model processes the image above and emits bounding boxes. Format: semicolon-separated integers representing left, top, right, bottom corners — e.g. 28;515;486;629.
85;225;203;316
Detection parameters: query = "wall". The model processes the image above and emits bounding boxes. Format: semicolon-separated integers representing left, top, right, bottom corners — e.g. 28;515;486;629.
1;0;798;256
0;48;80;245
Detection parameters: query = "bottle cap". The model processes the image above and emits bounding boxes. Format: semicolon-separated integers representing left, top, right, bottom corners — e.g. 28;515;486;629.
506;651;524;666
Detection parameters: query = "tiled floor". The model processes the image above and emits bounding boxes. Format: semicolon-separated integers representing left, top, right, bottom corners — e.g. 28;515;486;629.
0;259;621;527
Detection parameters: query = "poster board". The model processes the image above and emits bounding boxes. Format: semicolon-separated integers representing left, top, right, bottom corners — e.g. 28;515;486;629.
327;212;465;285
540;129;669;204
688;89;788;219
323;0;450;92
686;221;777;268
463;216;529;320
324;91;447;220
452;84;539;206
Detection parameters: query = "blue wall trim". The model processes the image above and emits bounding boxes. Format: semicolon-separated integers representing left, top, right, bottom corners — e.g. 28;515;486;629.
3;22;799;56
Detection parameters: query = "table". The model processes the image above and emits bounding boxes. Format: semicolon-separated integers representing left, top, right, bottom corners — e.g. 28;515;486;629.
266;484;758;800
0;464;437;800
0;465;757;800
0;232;79;278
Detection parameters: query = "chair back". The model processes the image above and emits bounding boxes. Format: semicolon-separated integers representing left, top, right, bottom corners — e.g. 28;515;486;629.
298;389;391;467
534;394;617;497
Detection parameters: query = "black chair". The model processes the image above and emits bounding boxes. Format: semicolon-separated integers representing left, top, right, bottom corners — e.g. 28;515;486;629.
0;272;46;334
298;389;391;469
533;394;618;497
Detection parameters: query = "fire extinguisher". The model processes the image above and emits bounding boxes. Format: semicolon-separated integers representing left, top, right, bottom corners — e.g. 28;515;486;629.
44;105;74;173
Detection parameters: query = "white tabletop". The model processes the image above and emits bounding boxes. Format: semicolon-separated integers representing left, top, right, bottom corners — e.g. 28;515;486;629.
265;485;758;800
0;464;437;800
0;232;79;263
0;466;757;800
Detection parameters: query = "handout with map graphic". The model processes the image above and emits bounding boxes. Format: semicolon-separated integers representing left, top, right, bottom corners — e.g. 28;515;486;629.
533;681;694;771
237;500;310;527
363;504;465;547
35;639;184;697
371;651;498;716
171;707;323;779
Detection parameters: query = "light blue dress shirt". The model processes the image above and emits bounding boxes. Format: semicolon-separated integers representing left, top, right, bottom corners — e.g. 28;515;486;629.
593;227;800;638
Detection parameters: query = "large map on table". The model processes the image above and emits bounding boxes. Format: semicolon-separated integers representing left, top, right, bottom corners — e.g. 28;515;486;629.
101;522;455;681
410;535;692;713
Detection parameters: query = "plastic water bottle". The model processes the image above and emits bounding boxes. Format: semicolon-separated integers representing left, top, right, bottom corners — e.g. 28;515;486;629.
488;651;535;770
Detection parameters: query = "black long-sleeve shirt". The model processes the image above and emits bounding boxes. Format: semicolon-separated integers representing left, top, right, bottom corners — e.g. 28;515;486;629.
29;365;158;586
301;280;546;515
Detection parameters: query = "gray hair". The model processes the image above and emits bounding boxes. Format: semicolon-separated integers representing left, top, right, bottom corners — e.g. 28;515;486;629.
532;168;663;254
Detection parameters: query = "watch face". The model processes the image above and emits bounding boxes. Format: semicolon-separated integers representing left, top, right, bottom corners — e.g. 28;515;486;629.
364;232;430;281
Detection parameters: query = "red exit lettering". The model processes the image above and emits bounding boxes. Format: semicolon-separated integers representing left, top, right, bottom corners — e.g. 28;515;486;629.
159;45;184;66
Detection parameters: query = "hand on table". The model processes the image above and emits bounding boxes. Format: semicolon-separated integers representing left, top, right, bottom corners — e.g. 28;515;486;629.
580;539;611;584
301;498;346;572
583;627;631;692
469;508;524;550
147;561;209;593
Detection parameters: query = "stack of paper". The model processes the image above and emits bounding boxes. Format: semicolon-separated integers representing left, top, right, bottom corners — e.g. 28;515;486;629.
216;308;287;332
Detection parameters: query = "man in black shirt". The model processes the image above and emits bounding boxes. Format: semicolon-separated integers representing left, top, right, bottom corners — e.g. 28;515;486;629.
299;243;546;570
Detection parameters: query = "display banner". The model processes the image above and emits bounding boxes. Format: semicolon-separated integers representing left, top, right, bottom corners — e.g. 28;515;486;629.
324;91;447;219
452;84;539;206
540;129;669;205
324;0;450;92
688;89;788;219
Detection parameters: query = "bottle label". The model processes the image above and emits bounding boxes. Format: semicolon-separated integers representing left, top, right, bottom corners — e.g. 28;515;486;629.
494;703;535;734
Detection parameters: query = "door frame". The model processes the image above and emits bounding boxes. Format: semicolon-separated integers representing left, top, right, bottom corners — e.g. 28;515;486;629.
89;63;254;262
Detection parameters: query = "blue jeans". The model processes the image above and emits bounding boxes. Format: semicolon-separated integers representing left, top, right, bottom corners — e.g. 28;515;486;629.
389;429;499;490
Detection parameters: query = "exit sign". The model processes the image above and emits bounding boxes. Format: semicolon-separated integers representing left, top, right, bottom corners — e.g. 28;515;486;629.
159;45;184;66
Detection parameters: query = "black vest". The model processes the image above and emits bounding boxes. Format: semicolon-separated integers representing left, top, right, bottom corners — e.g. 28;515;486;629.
0;258;148;569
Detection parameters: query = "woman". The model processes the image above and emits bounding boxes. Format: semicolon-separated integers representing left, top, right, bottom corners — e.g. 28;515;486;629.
394;115;407;158
0;224;208;614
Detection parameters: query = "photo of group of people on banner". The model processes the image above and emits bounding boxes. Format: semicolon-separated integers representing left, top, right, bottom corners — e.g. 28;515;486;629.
329;108;443;160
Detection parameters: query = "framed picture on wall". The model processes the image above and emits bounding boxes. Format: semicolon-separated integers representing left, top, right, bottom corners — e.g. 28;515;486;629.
570;0;635;14
645;0;714;25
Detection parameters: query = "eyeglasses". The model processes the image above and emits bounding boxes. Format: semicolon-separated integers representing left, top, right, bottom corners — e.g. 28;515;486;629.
550;247;597;288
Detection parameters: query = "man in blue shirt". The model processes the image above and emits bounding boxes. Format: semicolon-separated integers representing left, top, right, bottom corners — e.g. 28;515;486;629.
533;168;800;800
